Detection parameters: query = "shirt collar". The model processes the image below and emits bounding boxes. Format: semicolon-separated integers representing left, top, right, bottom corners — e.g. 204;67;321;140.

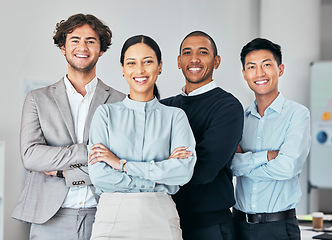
64;75;98;95
181;81;217;96
246;93;285;117
123;95;160;111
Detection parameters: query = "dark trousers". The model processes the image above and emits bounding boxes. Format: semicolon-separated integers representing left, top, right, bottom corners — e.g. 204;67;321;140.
233;217;300;240
182;221;234;240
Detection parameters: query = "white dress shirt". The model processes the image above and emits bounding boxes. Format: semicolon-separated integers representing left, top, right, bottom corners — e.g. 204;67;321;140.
62;75;97;208
181;80;218;96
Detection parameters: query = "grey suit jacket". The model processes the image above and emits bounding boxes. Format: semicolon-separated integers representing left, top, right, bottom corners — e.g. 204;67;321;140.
12;78;125;224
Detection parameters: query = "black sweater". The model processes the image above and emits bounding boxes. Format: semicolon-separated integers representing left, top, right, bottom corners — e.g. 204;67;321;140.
161;87;244;230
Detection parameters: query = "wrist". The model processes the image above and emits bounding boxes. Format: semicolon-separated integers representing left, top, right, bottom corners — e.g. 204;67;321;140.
119;159;127;172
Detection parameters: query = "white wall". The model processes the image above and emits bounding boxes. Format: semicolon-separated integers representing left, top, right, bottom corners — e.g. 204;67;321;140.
0;0;326;239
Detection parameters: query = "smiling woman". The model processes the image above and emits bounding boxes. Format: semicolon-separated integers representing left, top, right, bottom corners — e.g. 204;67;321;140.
88;35;197;240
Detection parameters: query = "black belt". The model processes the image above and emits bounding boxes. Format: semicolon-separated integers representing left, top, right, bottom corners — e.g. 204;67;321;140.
232;208;296;224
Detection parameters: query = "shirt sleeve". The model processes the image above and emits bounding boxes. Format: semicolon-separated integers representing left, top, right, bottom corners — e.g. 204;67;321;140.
233;107;311;181
126;109;196;186
88;105;156;192
231;151;268;176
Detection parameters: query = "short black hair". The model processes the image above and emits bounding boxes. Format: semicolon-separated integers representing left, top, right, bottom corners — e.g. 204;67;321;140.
179;31;218;57
240;38;282;70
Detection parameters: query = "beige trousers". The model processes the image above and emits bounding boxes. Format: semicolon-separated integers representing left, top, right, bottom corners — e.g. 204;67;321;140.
90;192;182;240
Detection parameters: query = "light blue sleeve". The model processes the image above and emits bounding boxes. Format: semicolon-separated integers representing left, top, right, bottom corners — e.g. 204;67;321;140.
126;109;197;186
88;105;156;193
231;151;268;176
234;107;311;181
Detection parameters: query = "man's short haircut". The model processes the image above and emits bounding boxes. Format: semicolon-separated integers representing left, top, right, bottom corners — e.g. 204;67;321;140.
240;38;282;70
53;13;112;52
179;31;218;57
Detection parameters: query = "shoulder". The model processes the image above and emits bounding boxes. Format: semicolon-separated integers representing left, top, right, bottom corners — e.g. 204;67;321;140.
160;94;182;106
283;98;310;117
208;88;244;114
25;79;63;100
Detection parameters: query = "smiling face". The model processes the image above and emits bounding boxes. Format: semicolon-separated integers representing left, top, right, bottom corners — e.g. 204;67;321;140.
122;43;162;102
61;24;103;75
178;36;220;93
242;49;284;102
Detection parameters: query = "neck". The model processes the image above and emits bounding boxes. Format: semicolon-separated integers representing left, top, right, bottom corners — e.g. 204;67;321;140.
185;79;212;95
255;92;279;117
67;69;96;96
129;92;154;102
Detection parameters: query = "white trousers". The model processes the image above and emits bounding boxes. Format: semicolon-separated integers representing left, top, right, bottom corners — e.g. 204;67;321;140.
90;192;183;240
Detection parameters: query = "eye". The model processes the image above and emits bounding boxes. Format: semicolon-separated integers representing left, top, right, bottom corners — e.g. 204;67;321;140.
182;51;190;55
144;60;153;64
87;40;95;44
200;51;208;55
247;65;255;70
126;61;135;66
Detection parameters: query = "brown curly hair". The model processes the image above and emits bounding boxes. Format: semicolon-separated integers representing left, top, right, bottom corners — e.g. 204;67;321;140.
53;13;112;52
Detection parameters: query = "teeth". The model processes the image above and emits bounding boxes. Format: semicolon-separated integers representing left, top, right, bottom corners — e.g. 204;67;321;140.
189;68;201;71
255;80;268;85
76;54;88;58
134;77;147;82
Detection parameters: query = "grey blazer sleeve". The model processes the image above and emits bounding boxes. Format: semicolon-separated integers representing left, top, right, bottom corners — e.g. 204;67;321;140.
20;90;89;173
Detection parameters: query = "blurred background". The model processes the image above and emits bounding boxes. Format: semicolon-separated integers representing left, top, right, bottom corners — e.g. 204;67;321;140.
0;0;331;239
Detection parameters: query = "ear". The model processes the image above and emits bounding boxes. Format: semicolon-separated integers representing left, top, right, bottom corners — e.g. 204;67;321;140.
121;64;125;77
99;51;104;57
177;55;182;69
278;64;285;77
242;69;247;81
214;55;221;69
60;46;66;55
158;60;163;75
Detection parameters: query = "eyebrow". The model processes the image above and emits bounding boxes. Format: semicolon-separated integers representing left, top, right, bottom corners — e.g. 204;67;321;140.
181;47;209;52
246;58;273;66
69;36;98;41
125;56;154;61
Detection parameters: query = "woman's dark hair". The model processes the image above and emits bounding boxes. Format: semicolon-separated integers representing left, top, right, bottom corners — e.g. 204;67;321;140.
240;38;282;70
120;35;161;100
53;13;112;52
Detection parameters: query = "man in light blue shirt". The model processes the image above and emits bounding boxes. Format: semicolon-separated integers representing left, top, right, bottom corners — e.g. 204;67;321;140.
231;38;311;240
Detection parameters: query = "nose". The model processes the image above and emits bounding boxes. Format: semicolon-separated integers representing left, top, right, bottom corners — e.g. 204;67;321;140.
190;53;201;63
137;63;145;74
78;41;88;51
256;66;265;77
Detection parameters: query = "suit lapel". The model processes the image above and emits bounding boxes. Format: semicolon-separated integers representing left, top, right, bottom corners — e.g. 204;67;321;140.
52;79;77;143
83;79;111;143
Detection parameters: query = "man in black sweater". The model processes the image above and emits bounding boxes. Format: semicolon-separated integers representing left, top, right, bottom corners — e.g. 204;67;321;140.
161;31;244;240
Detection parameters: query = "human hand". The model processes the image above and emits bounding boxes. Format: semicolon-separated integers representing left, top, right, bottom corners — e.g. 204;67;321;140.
44;171;57;176
168;147;193;159
89;143;120;169
44;171;66;178
267;150;279;161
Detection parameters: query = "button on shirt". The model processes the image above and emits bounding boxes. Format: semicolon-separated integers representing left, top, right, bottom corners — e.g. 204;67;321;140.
62;76;98;208
231;94;311;213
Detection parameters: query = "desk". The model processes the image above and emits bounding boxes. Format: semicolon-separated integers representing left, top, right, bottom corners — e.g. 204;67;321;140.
300;219;332;240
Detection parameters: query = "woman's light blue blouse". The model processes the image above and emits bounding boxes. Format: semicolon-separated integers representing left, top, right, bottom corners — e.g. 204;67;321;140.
88;96;196;195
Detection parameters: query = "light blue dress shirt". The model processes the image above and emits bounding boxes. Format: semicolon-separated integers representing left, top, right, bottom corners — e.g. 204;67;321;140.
88;96;196;195
231;94;311;213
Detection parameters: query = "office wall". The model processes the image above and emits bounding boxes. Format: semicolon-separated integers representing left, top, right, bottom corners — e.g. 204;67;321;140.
0;0;326;239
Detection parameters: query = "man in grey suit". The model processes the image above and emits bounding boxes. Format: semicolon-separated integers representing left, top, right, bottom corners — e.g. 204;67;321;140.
12;13;125;240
